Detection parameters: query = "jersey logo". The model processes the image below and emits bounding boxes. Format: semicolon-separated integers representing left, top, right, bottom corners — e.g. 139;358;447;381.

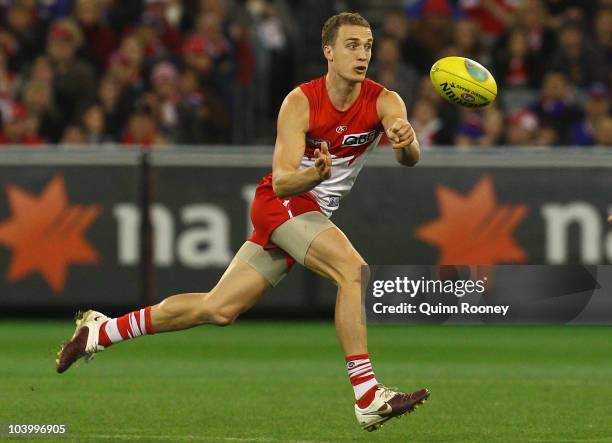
336;125;347;133
341;130;377;147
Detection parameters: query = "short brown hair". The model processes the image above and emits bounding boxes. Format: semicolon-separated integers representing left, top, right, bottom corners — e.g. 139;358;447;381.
321;12;370;47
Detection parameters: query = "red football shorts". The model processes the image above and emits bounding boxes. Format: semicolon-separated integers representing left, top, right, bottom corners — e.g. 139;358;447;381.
247;173;322;269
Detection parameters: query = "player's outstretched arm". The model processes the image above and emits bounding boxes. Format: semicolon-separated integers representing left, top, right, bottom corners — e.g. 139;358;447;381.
272;88;331;198
377;89;420;167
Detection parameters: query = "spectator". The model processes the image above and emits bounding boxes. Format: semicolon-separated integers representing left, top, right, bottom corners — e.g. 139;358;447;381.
176;67;228;144
454;108;485;146
546;0;597;31
415;76;460;145
505;109;540;146
60;124;86;144
494;28;542;89
81;104;112;144
190;11;235;96
150;61;180;140
134;13;172;65
593;8;612;68
380;12;432;75
569;83;611;146
4;3;43;72
28;55;54;84
0;101;44;145
530;71;581;143
182;35;213;76
37;0;72;22
47;19;97;132
121;101;166;147
453;19;487;65
511;0;556;60
412;0;455;67
458;0;517;39
410;99;443;147
549;22;606;87
73;0;118;72
141;0;183;54
369;37;420;108
0;46;19;102
97;75;129;140
481;106;505;145
251;1;294;119
506;109;558;146
21;79;62;142
107;35;146;102
594;116;612;146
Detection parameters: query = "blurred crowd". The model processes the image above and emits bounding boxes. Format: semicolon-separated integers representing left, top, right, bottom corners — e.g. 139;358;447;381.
376;0;612;147
0;0;610;148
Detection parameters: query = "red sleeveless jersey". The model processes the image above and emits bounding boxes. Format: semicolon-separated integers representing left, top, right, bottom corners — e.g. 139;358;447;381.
299;76;385;215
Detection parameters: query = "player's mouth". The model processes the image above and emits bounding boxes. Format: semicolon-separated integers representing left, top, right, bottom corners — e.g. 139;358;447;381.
354;66;367;74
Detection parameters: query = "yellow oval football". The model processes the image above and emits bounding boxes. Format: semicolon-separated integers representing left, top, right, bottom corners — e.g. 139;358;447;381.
430;56;497;108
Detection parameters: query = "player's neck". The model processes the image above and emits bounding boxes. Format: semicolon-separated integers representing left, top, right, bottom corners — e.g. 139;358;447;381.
325;72;362;112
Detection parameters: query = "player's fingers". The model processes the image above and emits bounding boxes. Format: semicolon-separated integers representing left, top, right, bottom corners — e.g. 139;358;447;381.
322;164;331;177
386;128;400;143
323;153;331;164
392;139;412;149
395;125;411;138
314;148;320;158
391;118;405;132
321;142;330;155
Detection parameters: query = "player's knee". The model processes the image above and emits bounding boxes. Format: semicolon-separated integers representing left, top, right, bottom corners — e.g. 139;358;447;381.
336;257;368;288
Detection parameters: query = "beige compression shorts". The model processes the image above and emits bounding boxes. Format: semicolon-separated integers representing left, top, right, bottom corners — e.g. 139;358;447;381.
236;211;335;286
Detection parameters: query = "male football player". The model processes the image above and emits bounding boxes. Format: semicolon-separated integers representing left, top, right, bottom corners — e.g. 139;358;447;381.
57;12;429;432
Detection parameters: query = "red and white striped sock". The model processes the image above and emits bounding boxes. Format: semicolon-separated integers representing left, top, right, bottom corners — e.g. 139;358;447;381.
98;307;154;348
346;353;379;408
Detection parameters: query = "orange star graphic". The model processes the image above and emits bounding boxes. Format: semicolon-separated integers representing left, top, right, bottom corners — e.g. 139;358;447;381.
416;176;528;264
0;176;101;293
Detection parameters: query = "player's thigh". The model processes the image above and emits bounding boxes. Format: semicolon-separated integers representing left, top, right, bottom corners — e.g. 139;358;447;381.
206;241;283;316
303;226;367;286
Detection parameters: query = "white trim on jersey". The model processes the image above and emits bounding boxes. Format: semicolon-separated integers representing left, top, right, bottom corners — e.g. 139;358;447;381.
300;133;383;216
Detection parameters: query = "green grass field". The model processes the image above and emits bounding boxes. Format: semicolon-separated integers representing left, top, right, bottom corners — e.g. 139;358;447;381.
0;321;611;443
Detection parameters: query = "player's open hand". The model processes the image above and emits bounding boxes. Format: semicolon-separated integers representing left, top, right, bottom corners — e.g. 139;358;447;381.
313;142;332;181
387;118;415;149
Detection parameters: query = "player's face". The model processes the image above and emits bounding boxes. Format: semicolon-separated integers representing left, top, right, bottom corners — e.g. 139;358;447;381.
327;25;373;82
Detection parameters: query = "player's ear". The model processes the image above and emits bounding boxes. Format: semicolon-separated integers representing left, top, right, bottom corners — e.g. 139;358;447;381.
323;44;333;62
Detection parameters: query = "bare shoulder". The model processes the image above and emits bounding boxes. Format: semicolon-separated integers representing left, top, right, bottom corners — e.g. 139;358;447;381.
376;88;405;114
376;88;406;117
278;87;309;131
281;87;309;114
